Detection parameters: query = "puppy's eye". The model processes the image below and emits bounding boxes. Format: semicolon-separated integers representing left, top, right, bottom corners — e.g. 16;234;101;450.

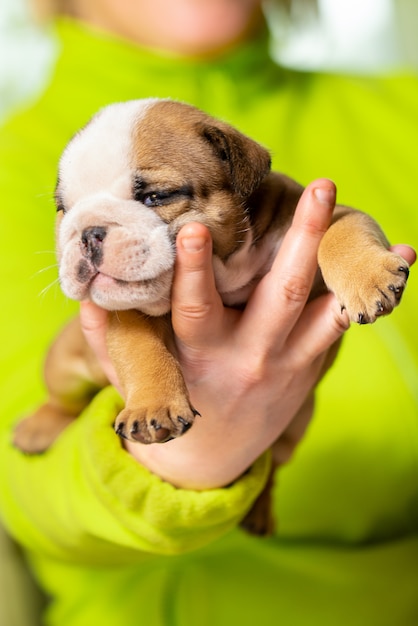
132;181;194;207
56;201;66;214
142;191;169;207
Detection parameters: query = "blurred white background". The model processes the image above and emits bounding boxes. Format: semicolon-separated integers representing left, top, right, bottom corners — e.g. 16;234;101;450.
267;0;417;72
0;0;417;120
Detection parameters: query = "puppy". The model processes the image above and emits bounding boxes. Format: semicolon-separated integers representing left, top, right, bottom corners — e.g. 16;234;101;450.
13;99;409;533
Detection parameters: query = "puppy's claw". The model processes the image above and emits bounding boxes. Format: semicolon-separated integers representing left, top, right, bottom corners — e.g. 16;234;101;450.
398;265;409;279
376;301;385;315
149;419;172;442
177;416;192;433
114;399;199;445
388;283;404;301
358;312;366;325
115;421;128;439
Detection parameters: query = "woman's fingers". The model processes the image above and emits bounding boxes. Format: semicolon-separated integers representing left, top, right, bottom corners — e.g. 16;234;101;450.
172;179;341;363
79;300;121;391
171;222;231;350
286;292;350;368
389;244;416;266
240;179;338;353
79;300;108;346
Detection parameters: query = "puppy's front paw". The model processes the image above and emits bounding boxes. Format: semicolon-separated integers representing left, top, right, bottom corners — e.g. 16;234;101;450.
339;250;409;324
114;396;199;444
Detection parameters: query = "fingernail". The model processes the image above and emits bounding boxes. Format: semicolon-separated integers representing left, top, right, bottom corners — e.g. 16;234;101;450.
181;235;207;253
314;185;335;207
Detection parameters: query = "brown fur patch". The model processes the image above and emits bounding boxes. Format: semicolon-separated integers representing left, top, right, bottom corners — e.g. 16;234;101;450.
131;100;271;259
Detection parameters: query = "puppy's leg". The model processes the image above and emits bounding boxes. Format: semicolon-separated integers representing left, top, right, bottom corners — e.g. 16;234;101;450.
13;317;107;453
108;311;198;444
319;208;409;324
240;463;276;537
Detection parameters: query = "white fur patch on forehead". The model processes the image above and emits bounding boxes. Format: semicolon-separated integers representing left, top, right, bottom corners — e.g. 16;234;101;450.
58;98;159;205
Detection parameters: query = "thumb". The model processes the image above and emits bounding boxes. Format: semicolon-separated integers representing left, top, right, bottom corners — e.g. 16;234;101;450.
171;222;226;349
79;300;121;390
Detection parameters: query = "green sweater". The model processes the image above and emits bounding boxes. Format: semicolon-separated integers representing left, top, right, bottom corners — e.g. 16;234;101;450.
0;18;417;626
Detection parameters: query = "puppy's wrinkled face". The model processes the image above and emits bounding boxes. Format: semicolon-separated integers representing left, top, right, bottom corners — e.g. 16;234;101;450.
56;99;271;314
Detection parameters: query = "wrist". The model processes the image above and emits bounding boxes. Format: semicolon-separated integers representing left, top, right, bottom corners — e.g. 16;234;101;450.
123;420;268;490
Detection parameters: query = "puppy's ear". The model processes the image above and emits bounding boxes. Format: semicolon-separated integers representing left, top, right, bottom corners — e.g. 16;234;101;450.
201;124;271;198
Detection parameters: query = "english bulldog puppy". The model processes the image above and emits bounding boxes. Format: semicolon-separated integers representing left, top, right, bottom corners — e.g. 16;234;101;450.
14;99;409;530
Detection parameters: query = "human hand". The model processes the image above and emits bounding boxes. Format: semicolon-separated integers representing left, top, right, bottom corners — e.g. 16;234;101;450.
80;179;415;489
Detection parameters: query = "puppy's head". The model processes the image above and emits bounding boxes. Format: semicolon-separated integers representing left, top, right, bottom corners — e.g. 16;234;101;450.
56;98;271;315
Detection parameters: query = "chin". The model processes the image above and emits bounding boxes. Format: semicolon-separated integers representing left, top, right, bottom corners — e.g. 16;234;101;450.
134;0;263;57
89;281;171;316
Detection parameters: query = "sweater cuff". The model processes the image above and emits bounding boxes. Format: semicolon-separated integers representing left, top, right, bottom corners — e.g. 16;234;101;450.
2;387;271;564
78;387;272;556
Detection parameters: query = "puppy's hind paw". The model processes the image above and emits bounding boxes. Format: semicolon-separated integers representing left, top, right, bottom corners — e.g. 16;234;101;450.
13;404;75;454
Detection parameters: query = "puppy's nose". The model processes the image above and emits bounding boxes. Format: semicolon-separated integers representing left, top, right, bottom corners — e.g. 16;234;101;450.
81;226;107;264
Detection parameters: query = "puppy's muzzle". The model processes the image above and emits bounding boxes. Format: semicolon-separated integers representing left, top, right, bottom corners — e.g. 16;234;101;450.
81;226;107;266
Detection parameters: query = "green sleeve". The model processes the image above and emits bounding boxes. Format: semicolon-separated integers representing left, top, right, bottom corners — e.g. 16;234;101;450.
0;387;271;564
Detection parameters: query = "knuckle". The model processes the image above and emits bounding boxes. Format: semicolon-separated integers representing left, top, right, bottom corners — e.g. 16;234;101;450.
327;298;351;336
278;274;312;305
175;301;213;322
238;350;276;389
300;218;328;239
331;308;351;335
